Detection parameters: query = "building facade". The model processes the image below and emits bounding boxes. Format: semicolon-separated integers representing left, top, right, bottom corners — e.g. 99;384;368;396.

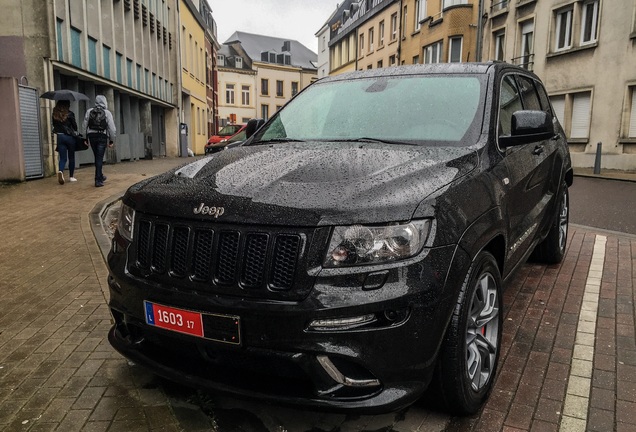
179;0;208;155
327;0;402;75
481;0;636;171
401;0;480;66
218;31;318;125
217;43;257;125
0;0;182;179
200;0;220;137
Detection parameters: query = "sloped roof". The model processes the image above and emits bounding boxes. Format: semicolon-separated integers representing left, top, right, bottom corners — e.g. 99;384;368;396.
224;31;317;70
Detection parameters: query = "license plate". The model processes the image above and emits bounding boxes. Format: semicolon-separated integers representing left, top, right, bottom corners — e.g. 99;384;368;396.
144;301;241;345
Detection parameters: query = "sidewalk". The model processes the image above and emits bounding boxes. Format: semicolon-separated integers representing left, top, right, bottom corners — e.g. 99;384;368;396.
574;167;636;182
0;157;634;431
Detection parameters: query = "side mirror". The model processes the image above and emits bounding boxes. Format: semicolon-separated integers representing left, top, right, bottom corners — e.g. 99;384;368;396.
245;118;265;138
499;110;555;147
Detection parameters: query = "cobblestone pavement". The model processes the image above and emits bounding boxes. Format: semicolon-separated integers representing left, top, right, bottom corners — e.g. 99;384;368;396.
0;157;634;431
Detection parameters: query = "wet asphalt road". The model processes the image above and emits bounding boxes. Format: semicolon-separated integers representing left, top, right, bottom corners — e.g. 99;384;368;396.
569;176;636;235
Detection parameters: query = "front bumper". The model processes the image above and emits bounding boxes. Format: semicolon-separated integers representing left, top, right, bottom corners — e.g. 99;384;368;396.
107;240;469;412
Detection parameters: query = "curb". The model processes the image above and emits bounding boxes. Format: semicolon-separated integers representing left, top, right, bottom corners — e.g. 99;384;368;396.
89;192;123;261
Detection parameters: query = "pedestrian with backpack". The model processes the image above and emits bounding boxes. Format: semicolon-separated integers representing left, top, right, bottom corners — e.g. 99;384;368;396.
83;95;116;187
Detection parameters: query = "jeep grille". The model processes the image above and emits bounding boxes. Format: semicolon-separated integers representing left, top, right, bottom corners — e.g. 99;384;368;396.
132;216;305;296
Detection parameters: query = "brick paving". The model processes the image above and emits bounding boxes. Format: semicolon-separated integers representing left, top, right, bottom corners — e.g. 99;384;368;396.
0;158;634;431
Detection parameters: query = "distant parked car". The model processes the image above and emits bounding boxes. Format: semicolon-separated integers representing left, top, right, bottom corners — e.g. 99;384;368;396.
207;124;244;146
205;125;246;154
107;63;572;415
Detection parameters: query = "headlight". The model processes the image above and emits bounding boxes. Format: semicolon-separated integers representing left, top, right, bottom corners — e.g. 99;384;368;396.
117;203;135;241
324;220;432;267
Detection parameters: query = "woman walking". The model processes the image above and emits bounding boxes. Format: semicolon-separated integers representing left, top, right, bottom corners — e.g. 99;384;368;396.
51;100;79;184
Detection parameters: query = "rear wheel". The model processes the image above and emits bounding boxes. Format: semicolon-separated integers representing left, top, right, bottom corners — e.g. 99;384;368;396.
531;182;569;264
436;251;503;415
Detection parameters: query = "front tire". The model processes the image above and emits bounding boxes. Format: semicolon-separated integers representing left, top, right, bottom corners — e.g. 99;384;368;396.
437;251;503;415
531;182;569;264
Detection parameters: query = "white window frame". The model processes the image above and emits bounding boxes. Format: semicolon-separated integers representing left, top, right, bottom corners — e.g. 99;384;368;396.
570;91;591;139
628;87;636;138
580;0;600;45
520;20;534;70
443;0;467;9
379;20;385;46
448;36;463;62
550;95;566;129
424;40;442;63
494;30;505;61
492;0;508;12
225;83;235;105
369;27;374;51
555;8;573;51
235;57;243;69
359;33;364;56
391;13;398;40
415;0;422;31
241;85;250;106
402;6;408;38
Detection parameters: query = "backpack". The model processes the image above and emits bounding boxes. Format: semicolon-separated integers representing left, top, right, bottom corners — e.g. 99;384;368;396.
88;107;107;131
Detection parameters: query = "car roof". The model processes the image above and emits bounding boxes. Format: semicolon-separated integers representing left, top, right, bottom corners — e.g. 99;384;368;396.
316;62;535;84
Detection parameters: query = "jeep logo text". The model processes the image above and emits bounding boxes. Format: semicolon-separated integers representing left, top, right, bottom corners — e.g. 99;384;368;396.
193;203;225;218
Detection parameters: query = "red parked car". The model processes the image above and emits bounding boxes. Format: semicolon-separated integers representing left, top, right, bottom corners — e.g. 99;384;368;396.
205;124;247;154
207;124;244;145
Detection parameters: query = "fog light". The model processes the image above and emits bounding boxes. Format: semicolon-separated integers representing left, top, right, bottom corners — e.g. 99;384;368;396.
308;314;376;331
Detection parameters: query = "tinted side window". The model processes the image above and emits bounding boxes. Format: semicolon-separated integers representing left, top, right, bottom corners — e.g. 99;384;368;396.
498;75;522;136
516;76;542;111
534;81;554;116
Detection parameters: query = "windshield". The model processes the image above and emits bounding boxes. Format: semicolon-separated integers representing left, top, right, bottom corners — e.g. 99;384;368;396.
217;125;241;136
252;75;484;145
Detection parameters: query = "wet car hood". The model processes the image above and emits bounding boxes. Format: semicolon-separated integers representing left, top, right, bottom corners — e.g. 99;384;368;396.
125;142;478;226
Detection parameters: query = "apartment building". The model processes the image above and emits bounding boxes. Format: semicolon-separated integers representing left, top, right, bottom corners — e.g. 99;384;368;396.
217;43;257;125
179;0;208;155
482;0;636;171
218;31;317;125
401;0;480;65
199;0;220;137
327;0;401;75
0;0;180;179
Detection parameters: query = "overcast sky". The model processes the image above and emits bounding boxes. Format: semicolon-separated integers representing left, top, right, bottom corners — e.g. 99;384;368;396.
208;0;338;54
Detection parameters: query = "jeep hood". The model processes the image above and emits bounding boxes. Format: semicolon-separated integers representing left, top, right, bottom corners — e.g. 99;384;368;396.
125;143;477;226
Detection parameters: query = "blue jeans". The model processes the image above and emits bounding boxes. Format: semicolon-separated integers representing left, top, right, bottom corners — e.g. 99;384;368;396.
56;133;75;177
88;133;107;183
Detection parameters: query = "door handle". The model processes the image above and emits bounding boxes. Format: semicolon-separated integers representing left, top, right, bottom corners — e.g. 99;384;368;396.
533;145;544;155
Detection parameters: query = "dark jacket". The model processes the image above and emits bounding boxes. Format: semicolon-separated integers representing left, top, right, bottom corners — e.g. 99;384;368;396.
52;111;78;136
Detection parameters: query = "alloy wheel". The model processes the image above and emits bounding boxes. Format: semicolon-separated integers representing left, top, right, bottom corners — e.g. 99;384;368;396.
558;190;569;252
466;272;500;391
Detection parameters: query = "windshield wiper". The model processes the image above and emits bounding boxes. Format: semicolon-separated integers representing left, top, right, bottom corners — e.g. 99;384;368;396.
252;138;306;144
326;137;417;145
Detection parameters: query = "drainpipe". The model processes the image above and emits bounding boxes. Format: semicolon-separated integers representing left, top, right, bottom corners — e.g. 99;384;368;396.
476;0;484;62
398;0;403;64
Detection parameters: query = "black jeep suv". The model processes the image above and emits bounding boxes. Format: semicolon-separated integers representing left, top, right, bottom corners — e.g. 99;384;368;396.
107;63;572;415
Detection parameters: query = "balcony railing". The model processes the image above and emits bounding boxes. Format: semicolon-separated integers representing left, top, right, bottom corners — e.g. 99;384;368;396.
511;53;534;71
491;0;508;13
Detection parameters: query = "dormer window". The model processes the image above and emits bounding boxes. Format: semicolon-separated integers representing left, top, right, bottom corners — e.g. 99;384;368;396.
276;53;292;65
269;52;276;63
217;54;225;67
235;57;243;68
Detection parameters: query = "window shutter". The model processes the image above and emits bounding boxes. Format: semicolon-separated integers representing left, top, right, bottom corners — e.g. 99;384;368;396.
570;92;591;139
550;95;566;128
629;88;636;138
